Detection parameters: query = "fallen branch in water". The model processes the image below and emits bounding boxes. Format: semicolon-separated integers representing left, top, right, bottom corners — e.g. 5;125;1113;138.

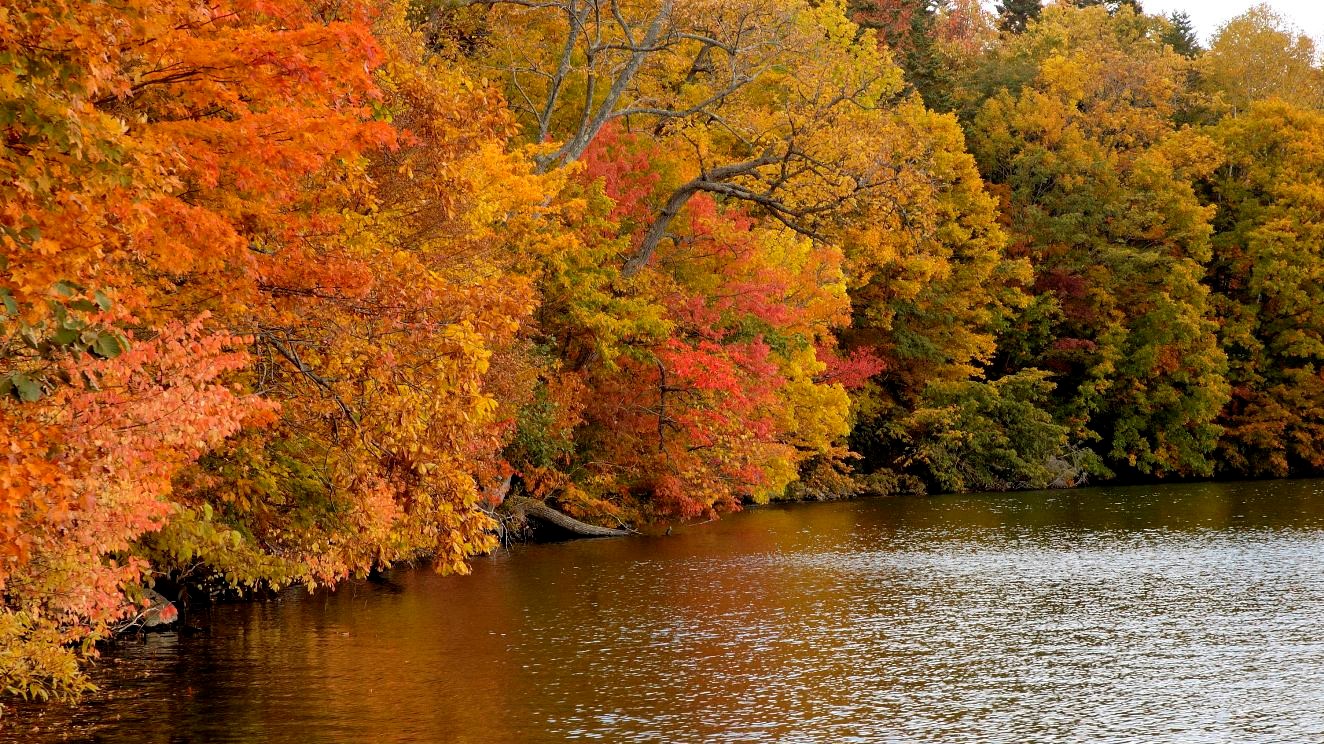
503;495;631;538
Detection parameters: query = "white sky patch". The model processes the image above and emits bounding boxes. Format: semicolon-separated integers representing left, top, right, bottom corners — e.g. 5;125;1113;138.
1138;0;1324;43
979;1;1324;45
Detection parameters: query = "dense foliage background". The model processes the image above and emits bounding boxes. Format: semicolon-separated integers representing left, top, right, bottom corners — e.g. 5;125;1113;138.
2;0;1321;701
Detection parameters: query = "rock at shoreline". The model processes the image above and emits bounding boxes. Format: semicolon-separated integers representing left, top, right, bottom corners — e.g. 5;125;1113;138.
120;588;179;631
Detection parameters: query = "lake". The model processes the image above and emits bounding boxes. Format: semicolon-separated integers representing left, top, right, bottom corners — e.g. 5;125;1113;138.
8;479;1324;742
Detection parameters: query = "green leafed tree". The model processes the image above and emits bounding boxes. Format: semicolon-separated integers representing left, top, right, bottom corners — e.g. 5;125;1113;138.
962;4;1229;477
903;369;1105;493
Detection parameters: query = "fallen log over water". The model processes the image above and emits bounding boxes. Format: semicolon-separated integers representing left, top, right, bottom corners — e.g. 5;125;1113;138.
503;495;630;538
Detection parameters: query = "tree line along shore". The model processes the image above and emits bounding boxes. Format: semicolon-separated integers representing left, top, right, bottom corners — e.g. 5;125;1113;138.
2;0;1322;702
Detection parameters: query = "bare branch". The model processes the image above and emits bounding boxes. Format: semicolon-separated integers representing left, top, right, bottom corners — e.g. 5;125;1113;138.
623;149;781;277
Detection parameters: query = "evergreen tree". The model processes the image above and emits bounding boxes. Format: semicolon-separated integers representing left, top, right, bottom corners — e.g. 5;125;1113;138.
849;1;952;108
1162;11;1201;57
1071;0;1142;13
996;0;1041;34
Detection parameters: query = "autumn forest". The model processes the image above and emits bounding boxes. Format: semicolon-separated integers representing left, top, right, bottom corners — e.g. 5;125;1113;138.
3;0;1323;702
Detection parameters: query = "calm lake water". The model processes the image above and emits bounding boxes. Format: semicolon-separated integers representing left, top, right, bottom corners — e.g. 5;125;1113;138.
9;480;1324;743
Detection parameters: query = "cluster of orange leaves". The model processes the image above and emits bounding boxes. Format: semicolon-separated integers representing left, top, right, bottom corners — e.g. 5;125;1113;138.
1;0;549;699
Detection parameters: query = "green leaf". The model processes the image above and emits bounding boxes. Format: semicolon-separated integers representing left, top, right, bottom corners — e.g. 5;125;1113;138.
92;332;126;358
68;299;99;312
94;290;113;311
0;288;16;317
11;373;41;402
50;326;80;345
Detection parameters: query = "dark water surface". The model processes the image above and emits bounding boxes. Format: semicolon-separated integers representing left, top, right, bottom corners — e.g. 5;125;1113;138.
9;480;1324;743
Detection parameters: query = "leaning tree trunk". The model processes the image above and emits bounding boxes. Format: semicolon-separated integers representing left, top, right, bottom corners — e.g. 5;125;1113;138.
503;495;629;538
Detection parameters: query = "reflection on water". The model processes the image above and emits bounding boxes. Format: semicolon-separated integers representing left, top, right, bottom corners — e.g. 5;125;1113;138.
9;480;1324;743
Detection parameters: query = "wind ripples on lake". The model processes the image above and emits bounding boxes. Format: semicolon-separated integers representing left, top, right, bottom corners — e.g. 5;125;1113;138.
10;480;1324;743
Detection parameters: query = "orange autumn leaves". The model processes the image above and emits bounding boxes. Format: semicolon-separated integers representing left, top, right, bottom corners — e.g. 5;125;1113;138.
1;0;391;313
0;0;536;699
